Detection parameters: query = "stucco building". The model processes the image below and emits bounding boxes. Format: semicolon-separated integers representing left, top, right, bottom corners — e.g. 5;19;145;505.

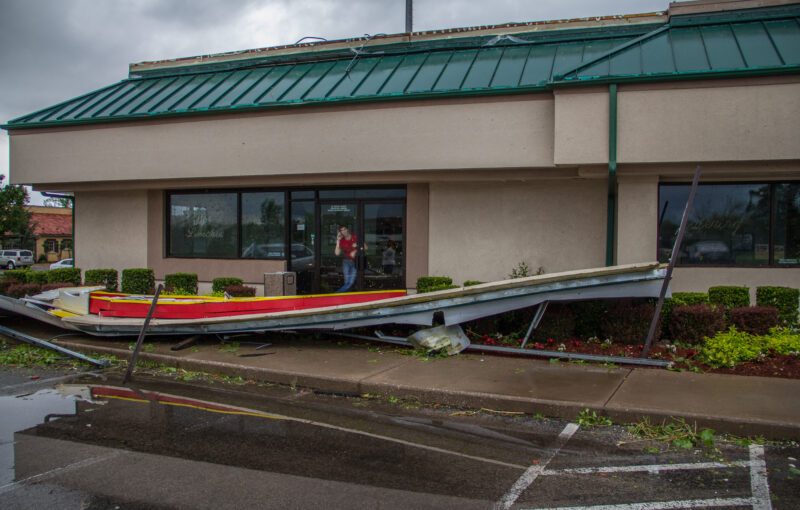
3;0;799;296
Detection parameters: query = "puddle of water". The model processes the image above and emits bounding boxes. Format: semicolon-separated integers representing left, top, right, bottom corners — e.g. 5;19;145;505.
0;389;83;485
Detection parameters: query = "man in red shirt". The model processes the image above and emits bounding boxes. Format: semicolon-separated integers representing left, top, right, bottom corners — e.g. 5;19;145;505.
334;225;366;292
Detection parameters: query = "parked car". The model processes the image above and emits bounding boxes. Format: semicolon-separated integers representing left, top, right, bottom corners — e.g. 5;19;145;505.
50;258;74;270
0;249;34;269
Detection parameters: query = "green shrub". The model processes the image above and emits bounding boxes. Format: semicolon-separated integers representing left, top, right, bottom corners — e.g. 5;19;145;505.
37;254;47;263
701;327;800;368
42;282;73;292
85;269;118;291
708;286;750;312
463;280;485;287
4;269;29;282
661;292;709;323
416;276;454;293
165;273;198;295
225;285;256;297
212;277;243;294
569;300;608;338
668;304;725;344
729;306;779;335
46;268;82;286
26;271;49;284
122;268;155;294
756;286;799;326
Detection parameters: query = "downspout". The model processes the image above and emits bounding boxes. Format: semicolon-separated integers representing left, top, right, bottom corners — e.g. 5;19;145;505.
606;84;618;266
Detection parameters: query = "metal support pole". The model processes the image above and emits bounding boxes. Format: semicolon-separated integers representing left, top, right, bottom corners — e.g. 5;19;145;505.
123;284;163;384
0;324;108;367
520;301;548;348
641;166;702;358
405;0;413;33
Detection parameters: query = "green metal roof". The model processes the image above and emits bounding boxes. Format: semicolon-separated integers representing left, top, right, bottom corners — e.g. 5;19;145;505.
5;4;800;129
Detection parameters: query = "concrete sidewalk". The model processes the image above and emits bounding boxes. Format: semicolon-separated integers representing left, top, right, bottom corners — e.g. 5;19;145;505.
48;333;800;440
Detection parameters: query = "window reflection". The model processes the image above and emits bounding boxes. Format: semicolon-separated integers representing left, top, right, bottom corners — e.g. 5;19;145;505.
170;193;238;258
241;192;285;258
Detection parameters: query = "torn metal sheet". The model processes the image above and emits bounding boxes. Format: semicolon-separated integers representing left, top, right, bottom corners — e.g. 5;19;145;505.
408;325;470;355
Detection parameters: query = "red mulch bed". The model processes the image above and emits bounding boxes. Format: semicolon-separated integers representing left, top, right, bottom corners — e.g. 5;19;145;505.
474;336;800;380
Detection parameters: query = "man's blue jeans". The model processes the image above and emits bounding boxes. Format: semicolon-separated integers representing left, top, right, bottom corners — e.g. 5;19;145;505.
336;258;356;293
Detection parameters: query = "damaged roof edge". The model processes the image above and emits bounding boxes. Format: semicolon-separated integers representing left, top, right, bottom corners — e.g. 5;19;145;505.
128;12;667;77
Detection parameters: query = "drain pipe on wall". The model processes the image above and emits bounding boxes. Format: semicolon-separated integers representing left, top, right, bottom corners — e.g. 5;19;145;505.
606;84;618;267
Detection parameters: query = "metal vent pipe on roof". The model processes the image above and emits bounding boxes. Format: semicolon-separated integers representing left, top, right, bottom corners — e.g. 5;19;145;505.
406;0;413;33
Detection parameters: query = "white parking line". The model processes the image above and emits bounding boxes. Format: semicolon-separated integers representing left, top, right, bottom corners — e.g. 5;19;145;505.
495;422;580;510
749;444;772;510
541;460;751;476
522;497;754;509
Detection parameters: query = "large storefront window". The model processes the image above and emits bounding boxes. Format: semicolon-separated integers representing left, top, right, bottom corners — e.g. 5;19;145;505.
241;192;285;258
169;193;239;258
658;183;799;266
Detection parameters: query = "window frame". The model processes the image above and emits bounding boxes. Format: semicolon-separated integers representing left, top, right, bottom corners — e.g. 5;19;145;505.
657;181;800;268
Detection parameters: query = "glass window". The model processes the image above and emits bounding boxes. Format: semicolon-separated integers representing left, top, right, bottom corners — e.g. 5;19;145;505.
658;183;798;267
44;239;59;253
169;193;238;258
241;192;285;258
318;188;406;200
774;183;800;265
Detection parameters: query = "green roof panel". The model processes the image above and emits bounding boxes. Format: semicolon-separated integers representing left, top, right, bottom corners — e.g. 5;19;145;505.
5;4;799;129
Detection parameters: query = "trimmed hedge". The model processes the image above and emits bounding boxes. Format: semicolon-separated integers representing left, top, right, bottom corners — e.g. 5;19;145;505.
533;304;576;342
85;269;118;291
6;283;42;299
463;280;485;287
569;300;607;338
122;268;155;294
3;269;29;282
165;273;198;295
669;304;726;345
47;268;82;286
417;276;457;293
756;286;799;326
730;306;780;335
212;277;244;294
708;286;750;311
225;285;256;297
0;278;23;295
27;271;49;284
42;282;75;292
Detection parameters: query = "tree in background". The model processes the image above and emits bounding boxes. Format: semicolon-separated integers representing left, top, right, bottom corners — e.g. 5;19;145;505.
0;175;31;246
43;195;73;208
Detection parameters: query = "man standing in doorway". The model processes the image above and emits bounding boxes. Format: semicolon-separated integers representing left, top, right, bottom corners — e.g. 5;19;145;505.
335;225;366;293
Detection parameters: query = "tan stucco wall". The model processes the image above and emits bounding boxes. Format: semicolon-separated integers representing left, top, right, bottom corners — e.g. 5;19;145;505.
405;183;429;288
616;174;659;265
671;267;800;304
75;190;148;275
428;179;607;285
10;96;555;186
553;88;609;166
618;81;800;164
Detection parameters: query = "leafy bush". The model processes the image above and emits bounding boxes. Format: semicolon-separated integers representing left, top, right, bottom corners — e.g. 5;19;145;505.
225;285;256;297
416;276;455;293
85;269;118;291
701;327;800;368
533;304;575;342
165;273;198;295
661;292;709;323
600;299;657;344
463;280;485;287
6;283;42;299
0;278;23;295
508;262;544;279
212;277;243;294
708;286;750;316
4;269;29;282
668;304;725;345
729;306;779;335
37;254;47;263
47;268;81;286
569;300;607;338
756;286;799;326
122;268;155;294
26;271;49;284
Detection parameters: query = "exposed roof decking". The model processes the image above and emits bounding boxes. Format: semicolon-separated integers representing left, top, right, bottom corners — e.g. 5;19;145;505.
5;5;800;129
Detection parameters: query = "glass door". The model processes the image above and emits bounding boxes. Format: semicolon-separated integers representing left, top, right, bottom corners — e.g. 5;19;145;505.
319;202;360;293
289;200;316;294
363;202;404;290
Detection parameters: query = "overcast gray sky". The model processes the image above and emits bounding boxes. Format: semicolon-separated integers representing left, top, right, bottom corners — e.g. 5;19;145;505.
0;0;668;204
